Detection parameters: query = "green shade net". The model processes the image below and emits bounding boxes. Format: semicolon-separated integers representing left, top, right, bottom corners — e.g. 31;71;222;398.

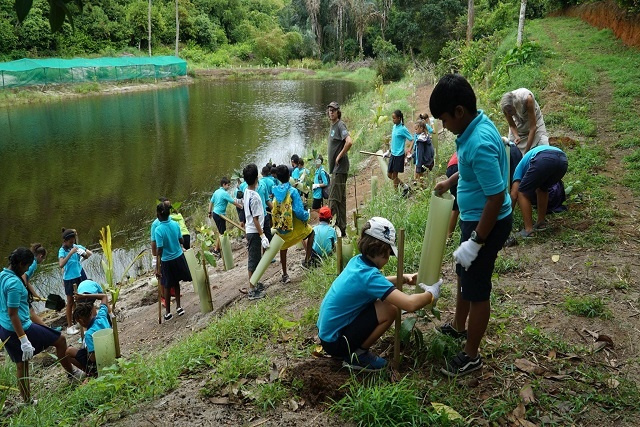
0;56;187;88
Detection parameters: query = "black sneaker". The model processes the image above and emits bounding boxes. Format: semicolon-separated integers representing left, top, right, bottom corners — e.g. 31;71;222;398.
342;351;388;372
438;322;468;339
301;260;311;271
281;274;291;284
247;289;265;300
255;282;265;292
212;249;221;258
441;351;482;377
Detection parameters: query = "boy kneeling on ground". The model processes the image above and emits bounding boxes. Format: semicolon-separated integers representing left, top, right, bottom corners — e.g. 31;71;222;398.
66;293;112;376
317;217;442;371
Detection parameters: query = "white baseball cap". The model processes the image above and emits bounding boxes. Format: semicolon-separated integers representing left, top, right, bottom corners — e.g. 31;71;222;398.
364;217;397;256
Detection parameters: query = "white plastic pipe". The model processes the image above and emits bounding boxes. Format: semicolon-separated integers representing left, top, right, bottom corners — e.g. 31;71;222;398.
417;192;455;306
220;233;233;270
250;234;285;285
376;150;388;178
183;249;212;313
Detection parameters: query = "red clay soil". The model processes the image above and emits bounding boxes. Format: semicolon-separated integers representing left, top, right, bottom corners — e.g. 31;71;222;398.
559;0;640;48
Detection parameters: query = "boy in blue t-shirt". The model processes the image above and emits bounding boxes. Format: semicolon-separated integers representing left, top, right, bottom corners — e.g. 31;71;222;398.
66;293;111;376
58;228;93;336
208;178;242;256
311;206;337;265
431;74;513;377
154;203;192;321
311;155;329;211
317;217;441;371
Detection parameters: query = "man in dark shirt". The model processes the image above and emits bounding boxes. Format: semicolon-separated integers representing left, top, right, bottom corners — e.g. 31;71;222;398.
326;101;353;236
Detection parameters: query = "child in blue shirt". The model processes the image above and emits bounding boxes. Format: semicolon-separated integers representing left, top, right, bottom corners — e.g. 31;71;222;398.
311;155;330;211
208;178;242;256
22;243;47;327
66;292;111;376
388;110;414;193
317;217;441;371
311;207;337;265
154;202;192;321
431;74;513;377
259;164;275;243
409;118;435;182
58;228;93;336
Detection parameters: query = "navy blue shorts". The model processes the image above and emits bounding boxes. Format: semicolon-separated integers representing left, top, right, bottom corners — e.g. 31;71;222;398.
456;214;513;302
0;323;61;363
320;303;378;358
518;150;568;195
387;154;405;174
236;207;246;224
264;213;273;241
74;348;97;375
63;270;88;296
212;213;226;235
446;164;459;212
161;254;192;288
246;233;261;273
312;198;323;210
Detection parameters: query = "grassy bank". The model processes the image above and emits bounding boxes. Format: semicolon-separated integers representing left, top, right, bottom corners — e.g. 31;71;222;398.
3;16;640;426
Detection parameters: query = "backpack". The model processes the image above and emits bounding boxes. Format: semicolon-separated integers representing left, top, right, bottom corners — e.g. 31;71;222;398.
272;190;294;233
321;171;330;200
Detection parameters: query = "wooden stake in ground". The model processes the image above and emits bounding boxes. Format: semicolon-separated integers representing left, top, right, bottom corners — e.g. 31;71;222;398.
336;236;343;274
73;284;84;342
359;150;384;157
219;213;245;231
151;277;161;324
21;360;30;402
393;229;405;368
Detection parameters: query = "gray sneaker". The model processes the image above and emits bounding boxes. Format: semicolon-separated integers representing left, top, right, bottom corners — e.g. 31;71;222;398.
281;274;291;284
255;282;265;292
247;289;266;300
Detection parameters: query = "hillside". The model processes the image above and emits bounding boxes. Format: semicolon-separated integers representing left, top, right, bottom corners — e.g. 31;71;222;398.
3;16;640;426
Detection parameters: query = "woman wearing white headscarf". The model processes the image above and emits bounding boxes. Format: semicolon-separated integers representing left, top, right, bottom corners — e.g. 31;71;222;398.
501;88;549;154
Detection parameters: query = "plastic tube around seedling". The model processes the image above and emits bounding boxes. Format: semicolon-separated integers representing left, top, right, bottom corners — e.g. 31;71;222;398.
371;176;378;198
220;233;234;271
376;150;388;178
250;234;284;285
183;249;212;313
341;242;354;267
417;191;455;308
93;328;116;375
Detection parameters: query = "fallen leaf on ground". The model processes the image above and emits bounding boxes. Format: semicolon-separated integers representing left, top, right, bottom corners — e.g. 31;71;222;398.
288;398;299;411
607;378;620;389
208;397;231;405
551;255;560;262
269;363;279;382
596;334;614;348
431;402;464;421
593;341;608;352
547;350;556;360
515;358;546;375
520;383;536;404
582;328;600;339
543;373;571;381
512;402;526;418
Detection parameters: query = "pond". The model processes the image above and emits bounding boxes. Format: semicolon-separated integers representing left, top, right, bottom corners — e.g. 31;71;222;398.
0;78;366;296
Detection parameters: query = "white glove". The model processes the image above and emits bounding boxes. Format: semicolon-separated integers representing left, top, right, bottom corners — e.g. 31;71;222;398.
260;234;270;249
312;183;320;190
19;335;35;361
383;150;390;158
151;257;157;269
419;279;443;302
453;240;483;270
75;247;85;256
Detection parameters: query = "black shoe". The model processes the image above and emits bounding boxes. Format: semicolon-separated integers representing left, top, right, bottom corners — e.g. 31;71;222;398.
441;351;483;377
301;260;311;271
438;322;468;339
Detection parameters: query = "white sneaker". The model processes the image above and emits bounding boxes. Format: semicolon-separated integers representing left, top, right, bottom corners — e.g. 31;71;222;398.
66;326;79;335
68;367;85;382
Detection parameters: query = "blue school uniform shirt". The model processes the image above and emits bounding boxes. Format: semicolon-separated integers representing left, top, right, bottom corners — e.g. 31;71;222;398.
58;244;87;280
77;280;103;294
210;187;235;215
317;255;395;343
0;268;32;331
256;180;270;213
259;176;274;201
25;259;38;280
291;167;303;180
312;166;329;200
456;110;512;222
154;219;183;262
84;304;112;353
391;123;413;156
513;145;564;182
312;222;337;256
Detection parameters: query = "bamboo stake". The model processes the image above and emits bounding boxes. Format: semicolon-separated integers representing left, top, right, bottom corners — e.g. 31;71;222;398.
22;360;30;402
359;150;384;157
393;229;405;368
336;236;343;274
219;214;245;231
73;284;84;342
200;249;213;309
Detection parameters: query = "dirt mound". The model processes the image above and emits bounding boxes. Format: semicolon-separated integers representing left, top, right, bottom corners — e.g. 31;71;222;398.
284;358;350;406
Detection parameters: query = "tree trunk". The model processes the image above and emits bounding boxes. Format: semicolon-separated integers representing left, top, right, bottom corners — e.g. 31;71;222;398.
466;0;474;44
148;0;152;56
175;0;179;56
517;0;527;47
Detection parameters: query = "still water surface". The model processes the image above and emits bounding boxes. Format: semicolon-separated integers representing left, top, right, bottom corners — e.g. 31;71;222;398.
0;79;365;295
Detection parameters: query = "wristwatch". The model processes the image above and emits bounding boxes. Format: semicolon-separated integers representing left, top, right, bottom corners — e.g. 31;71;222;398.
470;230;485;245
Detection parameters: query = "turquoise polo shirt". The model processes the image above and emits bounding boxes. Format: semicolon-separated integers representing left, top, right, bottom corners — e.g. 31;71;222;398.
259;176;274;201
391;124;413;156
256;180;270;213
312;167;329;200
0;268;32;332
154;219;183;261
456;110;512;222
513;145;564;182
210;187;235;215
84;304;112;353
312;222;336;256
25;259;38;280
77;280;103;294
58;244;87;280
317;255;395;343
